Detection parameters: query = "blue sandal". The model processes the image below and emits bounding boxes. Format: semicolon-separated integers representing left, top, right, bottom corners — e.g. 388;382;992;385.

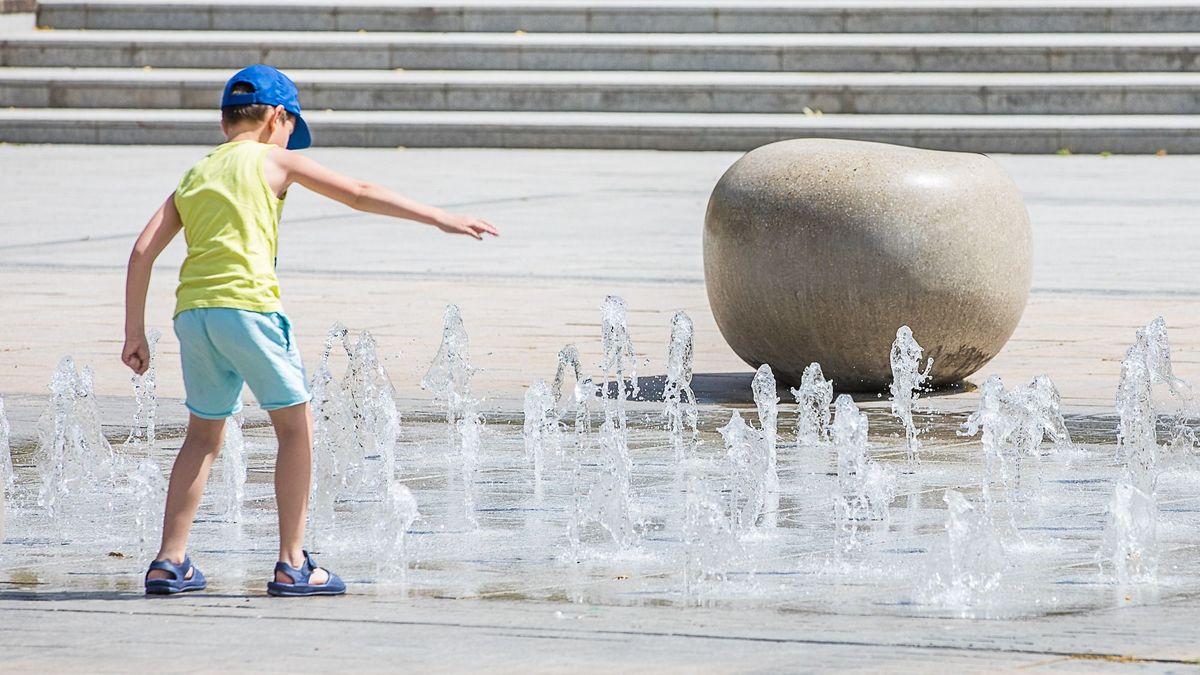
144;555;207;595
267;550;346;597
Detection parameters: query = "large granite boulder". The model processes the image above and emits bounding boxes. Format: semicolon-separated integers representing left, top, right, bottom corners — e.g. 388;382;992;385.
703;139;1031;391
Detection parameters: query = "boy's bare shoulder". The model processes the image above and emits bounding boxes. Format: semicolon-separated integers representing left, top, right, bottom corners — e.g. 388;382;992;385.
267;146;322;172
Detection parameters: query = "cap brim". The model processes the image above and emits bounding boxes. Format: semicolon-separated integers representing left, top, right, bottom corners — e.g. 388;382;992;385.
286;114;312;150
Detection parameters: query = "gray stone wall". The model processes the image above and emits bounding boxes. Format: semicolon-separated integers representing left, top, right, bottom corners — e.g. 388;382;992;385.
1;0;36;14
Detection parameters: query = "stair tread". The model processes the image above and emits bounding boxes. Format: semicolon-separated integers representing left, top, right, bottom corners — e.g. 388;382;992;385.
34;0;1200;8
6;67;1200;85
6;108;1200;128
9;30;1200;46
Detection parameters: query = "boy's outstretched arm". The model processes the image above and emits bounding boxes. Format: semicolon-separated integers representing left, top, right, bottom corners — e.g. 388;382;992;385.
269;149;499;240
123;193;183;375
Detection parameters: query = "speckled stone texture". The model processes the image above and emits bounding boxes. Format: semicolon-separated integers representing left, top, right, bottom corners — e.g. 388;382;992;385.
704;138;1032;391
0;0;35;14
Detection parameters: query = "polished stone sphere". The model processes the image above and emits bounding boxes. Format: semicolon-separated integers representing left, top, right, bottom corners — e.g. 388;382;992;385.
703;139;1031;391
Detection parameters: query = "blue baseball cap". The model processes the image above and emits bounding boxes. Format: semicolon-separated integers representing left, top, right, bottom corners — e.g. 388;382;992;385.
221;64;311;150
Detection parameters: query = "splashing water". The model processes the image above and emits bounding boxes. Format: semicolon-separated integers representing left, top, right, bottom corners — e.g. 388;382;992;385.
682;476;742;598
552;345;584;409
454;420;481;534
129;460;167;560
889;326;933;462
831;395;894;551
125;328;161;449
961;374;1072;510
791;362;833;449
423;305;481;530
576;416;638;548
0;394;10;537
6;305;1200;618
457;409;482;530
309;323;352;542
308;323;406;546
923;489;1004;609
600;295;638;405
0;394;13;497
375;482;420;580
573;297;641;550
552;344;596;455
719;411;767;534
663;311;698;461
555;344;600;558
1101;481;1158;584
961;376;1014;516
1101;318;1193;584
523;379;557;497
216;414;247;530
1023;375;1073;452
36;358;115;522
343;330;400;491
1116;317;1192;495
1005;375;1072;498
752;364;779;528
422;304;475;431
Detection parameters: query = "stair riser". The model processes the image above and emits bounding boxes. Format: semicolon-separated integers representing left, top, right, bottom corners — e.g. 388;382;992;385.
35;4;1200;33
5;80;1200;115
5;42;1200;72
0;117;1193;153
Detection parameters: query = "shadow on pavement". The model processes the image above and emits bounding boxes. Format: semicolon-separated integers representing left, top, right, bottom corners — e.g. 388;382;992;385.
606;372;978;407
0;589;250;602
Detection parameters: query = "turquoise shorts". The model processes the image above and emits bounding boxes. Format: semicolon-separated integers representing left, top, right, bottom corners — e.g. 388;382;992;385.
174;307;310;419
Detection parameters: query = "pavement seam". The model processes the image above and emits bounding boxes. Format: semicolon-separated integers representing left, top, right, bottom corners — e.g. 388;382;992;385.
0;603;1195;664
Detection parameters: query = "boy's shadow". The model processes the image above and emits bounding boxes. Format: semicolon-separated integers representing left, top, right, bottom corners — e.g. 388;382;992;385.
0;589;147;602
0;589;247;601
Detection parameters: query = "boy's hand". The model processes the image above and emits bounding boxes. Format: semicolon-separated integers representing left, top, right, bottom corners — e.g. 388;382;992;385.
122;334;150;375
435;213;499;241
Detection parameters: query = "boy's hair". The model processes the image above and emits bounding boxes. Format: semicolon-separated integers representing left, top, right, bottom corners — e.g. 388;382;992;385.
221;82;291;127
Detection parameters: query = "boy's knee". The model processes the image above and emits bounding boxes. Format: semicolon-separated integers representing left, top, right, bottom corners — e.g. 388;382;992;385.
185;416;229;452
268;402;311;432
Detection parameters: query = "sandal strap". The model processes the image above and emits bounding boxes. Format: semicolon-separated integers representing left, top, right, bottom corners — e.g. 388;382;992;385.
273;551;324;585
273;560;309;584
146;555;191;580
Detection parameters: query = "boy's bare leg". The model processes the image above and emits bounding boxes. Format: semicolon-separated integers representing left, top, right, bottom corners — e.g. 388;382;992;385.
147;414;225;580
269;402;329;585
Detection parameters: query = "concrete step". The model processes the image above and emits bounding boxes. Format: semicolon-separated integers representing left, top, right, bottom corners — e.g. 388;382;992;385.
4;30;1200;72
1;108;1195;153
5;68;1200;115
35;0;1200;34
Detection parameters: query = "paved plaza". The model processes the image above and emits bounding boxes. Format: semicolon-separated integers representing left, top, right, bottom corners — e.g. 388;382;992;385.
1;146;1198;420
1;146;1198;671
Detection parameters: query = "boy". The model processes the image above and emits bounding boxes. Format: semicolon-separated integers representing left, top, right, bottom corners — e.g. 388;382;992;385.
122;64;498;597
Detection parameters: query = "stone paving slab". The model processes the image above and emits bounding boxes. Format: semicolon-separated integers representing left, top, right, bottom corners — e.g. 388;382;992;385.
0;146;1197;424
0;593;1196;672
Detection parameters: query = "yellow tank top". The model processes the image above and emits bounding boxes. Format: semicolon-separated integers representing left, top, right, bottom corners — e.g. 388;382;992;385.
173;141;286;317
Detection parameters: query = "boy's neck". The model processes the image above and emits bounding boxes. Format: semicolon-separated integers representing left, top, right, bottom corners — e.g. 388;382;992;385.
226;125;272;145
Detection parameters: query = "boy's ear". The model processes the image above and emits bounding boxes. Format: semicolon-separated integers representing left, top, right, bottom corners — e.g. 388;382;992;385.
272;105;287;128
